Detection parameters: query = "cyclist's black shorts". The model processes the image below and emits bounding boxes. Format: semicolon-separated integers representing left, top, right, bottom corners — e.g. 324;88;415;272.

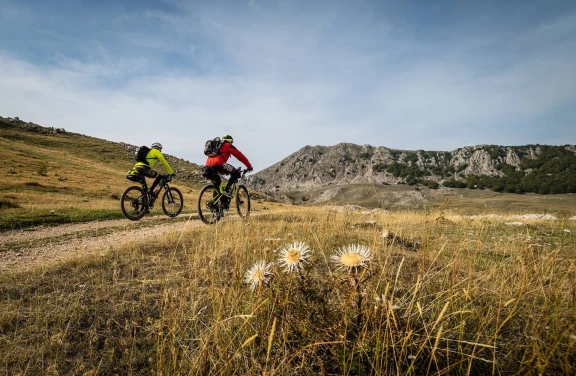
202;163;236;179
136;165;159;178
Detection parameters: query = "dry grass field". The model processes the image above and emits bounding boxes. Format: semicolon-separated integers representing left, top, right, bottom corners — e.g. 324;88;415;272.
2;120;576;374
1;207;575;375
286;183;576;216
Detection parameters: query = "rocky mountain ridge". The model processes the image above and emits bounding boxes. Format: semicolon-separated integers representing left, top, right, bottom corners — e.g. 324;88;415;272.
247;143;576;197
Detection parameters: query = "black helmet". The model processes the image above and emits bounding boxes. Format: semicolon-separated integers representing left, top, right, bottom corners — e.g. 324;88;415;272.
222;135;233;143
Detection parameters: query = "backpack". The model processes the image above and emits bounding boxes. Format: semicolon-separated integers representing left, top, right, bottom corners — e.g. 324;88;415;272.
204;137;223;157
135;145;151;165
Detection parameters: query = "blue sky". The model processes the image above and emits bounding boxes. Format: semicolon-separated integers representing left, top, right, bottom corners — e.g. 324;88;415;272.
1;0;575;171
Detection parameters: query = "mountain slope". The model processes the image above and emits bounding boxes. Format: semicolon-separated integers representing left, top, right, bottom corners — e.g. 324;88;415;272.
0;116;209;229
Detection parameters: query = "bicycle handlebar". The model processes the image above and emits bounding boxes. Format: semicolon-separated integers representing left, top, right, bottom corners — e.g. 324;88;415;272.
238;167;250;178
162;174;174;183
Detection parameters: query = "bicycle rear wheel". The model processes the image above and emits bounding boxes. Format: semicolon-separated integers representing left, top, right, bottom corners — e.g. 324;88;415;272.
162;187;183;217
120;186;148;221
235;185;251;218
197;184;222;224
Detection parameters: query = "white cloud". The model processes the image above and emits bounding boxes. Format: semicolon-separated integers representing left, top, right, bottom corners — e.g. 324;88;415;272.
1;4;575;171
0;52;341;171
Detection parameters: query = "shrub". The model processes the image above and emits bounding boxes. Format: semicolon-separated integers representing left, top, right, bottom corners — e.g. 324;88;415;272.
442;180;467;188
24;182;44;187
37;162;48;176
421;180;439;189
492;184;505;192
0;199;20;209
359;151;373;160
372;163;387;173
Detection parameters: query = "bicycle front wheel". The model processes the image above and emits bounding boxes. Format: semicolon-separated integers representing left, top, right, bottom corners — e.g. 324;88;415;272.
197;184;222;224
120;186;148;221
162;187;183;217
235;185;251;218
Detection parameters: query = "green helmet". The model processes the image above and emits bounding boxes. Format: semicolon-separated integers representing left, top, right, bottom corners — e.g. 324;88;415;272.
222;135;234;143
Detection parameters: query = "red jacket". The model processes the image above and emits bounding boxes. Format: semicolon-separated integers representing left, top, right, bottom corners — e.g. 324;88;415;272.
206;142;252;170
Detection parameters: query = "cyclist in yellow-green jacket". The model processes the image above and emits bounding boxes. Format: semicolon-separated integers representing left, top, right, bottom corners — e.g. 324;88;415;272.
127;142;175;200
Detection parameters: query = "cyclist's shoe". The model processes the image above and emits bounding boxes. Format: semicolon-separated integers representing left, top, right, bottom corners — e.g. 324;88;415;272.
221;195;231;210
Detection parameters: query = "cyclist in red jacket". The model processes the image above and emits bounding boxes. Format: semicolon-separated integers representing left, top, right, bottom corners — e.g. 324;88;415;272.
202;135;253;207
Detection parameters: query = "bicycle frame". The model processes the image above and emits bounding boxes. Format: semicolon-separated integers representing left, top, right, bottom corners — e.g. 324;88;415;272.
139;175;172;199
213;170;247;204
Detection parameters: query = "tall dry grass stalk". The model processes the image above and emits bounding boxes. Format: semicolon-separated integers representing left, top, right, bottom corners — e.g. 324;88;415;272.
1;207;575;374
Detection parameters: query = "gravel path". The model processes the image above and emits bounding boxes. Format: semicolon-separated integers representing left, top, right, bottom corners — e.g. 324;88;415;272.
0;214;204;272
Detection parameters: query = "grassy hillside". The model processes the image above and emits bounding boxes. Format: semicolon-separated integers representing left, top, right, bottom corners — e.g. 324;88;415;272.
0;119;273;229
1;208;575;374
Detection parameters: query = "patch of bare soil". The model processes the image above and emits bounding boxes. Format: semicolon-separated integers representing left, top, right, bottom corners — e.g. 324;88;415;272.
0;215;203;272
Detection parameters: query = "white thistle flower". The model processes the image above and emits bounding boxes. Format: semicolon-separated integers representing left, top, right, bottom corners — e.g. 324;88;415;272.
331;244;372;273
381;229;390;239
277;241;311;273
244;260;273;290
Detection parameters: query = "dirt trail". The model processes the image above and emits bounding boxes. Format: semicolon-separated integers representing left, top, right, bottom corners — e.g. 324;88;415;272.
0;215;205;272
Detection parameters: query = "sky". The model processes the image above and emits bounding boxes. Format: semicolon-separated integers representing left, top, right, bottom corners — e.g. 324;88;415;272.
1;0;575;171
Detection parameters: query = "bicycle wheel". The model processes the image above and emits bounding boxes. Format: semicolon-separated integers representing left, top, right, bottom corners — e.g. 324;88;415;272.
235;185;251;218
120;186;148;221
162;187;183;217
197;184;222;224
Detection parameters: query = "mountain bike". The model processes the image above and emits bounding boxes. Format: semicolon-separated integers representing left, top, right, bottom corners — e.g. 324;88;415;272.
197;168;251;224
120;174;183;221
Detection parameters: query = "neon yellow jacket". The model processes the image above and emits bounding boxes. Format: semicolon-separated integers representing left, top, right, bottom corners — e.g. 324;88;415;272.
136;148;174;175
